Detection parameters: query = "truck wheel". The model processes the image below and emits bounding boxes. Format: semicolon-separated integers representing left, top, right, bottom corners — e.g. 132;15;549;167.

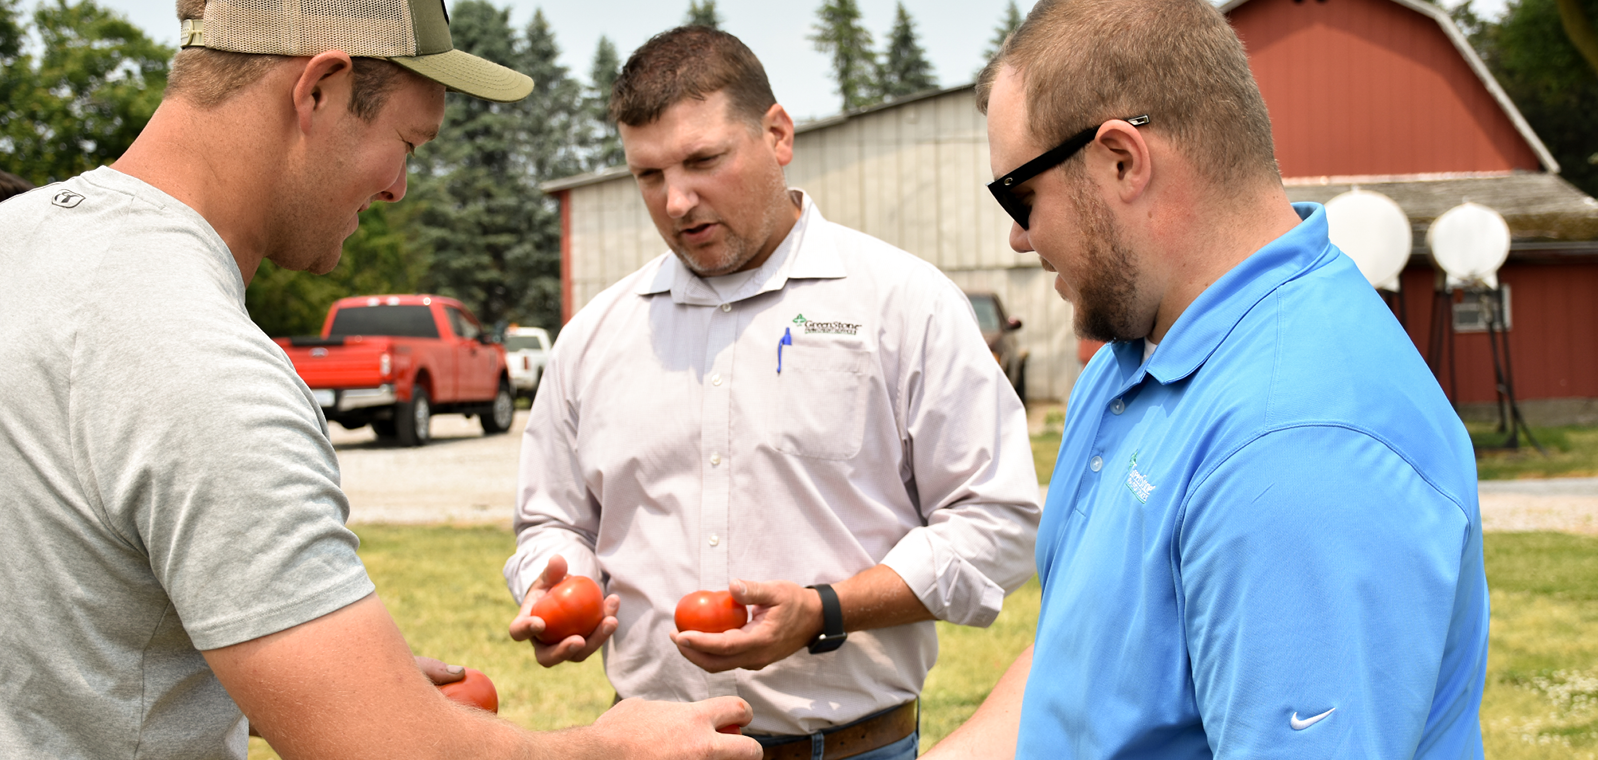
481;380;514;435
1014;358;1028;406
372;419;396;438
396;387;432;447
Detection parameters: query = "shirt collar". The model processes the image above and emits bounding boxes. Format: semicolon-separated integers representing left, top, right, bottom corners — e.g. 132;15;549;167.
1113;202;1339;387
635;189;848;304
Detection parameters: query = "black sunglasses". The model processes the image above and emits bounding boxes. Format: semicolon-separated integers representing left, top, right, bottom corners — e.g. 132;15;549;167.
987;114;1151;230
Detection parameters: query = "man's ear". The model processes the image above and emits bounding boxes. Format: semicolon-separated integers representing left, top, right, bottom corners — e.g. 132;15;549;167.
1092;119;1153;204
291;51;357;136
762;103;796;167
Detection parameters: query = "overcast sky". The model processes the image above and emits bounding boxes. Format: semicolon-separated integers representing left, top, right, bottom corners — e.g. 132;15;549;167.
85;0;1509;124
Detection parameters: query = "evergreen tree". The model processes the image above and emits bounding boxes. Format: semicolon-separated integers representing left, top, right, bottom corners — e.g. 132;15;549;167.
584;36;624;170
877;3;936;101
983;0;1024;62
684;0;722;29
407;0;547;329
810;0;879;111
1;0;169;185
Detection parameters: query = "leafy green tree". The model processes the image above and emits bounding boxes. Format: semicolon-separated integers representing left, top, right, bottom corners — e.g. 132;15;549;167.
811;0;879;111
245;202;431;337
583;35;624;170
983;0;1024;61
685;0;722;28
509;9;582;330
877;3;936;101
1474;0;1598;197
1557;0;1598;73
1;0;169;186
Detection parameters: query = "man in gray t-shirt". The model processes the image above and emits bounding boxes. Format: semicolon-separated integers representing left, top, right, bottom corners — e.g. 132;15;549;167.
0;2;758;759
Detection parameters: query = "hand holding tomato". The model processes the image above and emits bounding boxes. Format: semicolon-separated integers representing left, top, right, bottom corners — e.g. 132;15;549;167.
670;579;825;674
675;590;749;634
437;667;499;713
508;555;621;668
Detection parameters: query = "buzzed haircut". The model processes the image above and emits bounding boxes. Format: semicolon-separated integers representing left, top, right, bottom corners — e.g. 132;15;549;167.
0;169;34;201
609;26;776;129
976;0;1280;191
165;0;405;121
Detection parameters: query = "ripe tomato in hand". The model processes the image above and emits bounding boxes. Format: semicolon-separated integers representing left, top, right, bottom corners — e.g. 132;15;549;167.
674;590;748;633
530;575;604;644
438;667;499;713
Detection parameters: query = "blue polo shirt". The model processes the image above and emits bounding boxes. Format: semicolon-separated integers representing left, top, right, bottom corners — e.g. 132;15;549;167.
1017;204;1487;758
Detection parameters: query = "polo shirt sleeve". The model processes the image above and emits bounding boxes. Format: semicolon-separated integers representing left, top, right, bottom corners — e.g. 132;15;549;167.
503;335;603;604
880;277;1041;627
1176;425;1471;757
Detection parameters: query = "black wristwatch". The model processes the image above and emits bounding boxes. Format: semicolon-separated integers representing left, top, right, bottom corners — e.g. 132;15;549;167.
806;583;847;654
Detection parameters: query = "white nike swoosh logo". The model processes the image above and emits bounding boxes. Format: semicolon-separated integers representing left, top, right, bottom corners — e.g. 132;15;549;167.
1290;708;1336;730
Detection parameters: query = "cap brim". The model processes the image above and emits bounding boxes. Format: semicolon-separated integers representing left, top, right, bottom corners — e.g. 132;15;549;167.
391;49;534;103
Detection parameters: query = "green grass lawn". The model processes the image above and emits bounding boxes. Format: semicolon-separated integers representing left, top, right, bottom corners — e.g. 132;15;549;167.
249;526;1598;758
1030;421;1598;484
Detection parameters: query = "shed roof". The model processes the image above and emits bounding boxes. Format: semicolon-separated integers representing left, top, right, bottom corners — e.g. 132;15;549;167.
1285;173;1598;248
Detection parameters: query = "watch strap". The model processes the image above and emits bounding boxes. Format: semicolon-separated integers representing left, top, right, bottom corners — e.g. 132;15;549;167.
806;583;847;654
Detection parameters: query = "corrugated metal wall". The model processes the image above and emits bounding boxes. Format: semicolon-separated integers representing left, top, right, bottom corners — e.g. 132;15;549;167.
562;89;1083;402
1231;0;1542;177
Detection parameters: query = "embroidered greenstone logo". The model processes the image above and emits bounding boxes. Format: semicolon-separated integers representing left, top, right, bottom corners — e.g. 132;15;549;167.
791;313;861;335
1125;451;1157;504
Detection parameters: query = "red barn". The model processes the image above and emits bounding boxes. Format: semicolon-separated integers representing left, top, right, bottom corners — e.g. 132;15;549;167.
1224;0;1598;422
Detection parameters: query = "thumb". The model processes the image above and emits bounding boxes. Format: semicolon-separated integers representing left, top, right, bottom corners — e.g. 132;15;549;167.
536;555;569;591
729;578;779;606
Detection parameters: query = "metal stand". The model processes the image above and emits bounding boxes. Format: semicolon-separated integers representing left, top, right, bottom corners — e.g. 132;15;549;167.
1425;282;1458;408
1478;288;1546;455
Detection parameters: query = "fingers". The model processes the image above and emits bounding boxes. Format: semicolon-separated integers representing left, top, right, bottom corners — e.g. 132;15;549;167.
412;655;466;685
728;578;773;606
535;555;569;591
699;695;754;732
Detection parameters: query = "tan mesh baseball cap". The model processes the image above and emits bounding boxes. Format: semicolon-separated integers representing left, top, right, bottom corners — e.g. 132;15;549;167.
180;0;534;103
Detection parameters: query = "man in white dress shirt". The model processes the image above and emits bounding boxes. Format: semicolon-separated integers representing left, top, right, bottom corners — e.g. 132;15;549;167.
504;26;1041;760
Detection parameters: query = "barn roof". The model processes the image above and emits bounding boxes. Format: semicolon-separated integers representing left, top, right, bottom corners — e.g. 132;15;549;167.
1219;0;1559;173
1285;172;1598;249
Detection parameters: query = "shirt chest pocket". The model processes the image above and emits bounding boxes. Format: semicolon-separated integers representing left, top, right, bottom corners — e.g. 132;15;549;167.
769;344;871;460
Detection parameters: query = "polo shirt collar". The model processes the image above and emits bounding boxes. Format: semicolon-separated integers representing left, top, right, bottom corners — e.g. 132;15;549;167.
1117;202;1338;387
635;189;848;305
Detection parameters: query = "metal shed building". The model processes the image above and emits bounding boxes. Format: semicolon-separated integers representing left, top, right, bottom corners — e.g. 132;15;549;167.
545;0;1598;410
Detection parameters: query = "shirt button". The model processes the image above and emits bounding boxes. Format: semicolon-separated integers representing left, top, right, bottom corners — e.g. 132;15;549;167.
1111;398;1125;415
709;534;720;547
720;303;732;312
711;373;723;386
710;453;722;466
1090;455;1103;473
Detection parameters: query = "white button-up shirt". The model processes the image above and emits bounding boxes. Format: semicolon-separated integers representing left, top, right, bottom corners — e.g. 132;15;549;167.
504;192;1040;735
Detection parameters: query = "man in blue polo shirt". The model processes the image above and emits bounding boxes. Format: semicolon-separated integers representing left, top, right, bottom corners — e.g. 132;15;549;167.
925;0;1489;757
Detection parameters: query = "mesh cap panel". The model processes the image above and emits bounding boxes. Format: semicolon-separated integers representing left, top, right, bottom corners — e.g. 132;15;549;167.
203;0;416;57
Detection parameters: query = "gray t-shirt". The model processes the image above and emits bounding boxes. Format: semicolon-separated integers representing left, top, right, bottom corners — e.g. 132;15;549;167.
0;168;375;759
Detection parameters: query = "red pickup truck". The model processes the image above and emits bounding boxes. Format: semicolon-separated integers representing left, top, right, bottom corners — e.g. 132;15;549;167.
275;295;515;446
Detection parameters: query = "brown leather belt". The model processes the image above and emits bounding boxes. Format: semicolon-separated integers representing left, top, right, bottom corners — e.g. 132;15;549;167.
756;700;918;760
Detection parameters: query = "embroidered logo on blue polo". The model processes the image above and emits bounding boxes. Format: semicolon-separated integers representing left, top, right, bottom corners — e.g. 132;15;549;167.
1290;708;1336;730
1125;451;1157;503
792;313;861;335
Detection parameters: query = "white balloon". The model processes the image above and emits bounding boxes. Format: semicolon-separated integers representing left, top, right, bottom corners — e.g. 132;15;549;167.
1428;203;1511;290
1325;189;1412;291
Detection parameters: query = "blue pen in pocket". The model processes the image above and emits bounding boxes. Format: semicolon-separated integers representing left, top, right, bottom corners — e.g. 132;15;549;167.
777;327;793;374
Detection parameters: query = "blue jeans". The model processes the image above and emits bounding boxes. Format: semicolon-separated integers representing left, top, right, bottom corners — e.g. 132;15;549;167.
752;730;919;760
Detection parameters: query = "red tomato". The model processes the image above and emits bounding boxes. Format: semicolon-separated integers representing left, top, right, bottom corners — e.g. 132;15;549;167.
674;590;748;633
530;575;604;644
437;667;499;713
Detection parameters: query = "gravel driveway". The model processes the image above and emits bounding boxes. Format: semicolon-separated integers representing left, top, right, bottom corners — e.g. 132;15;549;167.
330;412;1598;535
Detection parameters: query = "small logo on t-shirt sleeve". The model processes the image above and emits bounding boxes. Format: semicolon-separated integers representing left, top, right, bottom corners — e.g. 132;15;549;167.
51;190;85;209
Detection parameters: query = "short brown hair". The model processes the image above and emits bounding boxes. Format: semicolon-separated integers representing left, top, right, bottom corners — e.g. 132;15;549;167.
976;0;1279;190
609;26;776;128
166;0;406;121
